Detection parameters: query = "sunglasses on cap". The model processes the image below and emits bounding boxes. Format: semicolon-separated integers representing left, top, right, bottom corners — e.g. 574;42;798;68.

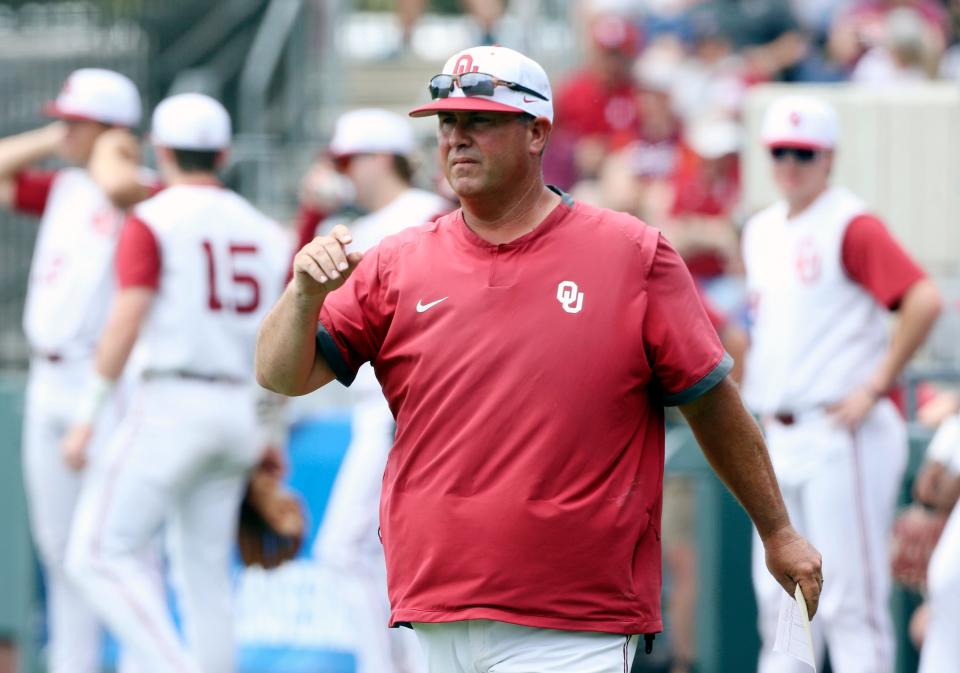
770;147;819;163
428;72;549;102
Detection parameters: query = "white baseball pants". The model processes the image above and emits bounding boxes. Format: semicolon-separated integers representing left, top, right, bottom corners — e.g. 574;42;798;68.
412;620;638;673
67;378;262;673
753;400;906;673
312;396;425;673
918;502;960;672
21;357;146;673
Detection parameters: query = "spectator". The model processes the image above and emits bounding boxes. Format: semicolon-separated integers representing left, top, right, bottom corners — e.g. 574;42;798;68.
547;13;642;188
829;0;948;74
852;6;938;83
665;116;741;267
685;0;808;81
662;13;750;121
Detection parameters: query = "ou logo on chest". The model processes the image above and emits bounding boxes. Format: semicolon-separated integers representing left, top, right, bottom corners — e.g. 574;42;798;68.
556;280;584;314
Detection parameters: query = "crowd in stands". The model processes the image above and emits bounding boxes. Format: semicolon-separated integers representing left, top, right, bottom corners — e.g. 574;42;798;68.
543;0;958;327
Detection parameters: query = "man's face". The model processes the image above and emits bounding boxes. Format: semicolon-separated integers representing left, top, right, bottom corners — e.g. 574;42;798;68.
437;110;538;199
60;119;108;165
770;146;832;204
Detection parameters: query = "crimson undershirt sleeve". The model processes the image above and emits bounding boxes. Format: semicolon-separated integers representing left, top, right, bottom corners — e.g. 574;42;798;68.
316;245;389;386
115;215;161;289
643;235;732;406
13;170;57;215
841;214;926;310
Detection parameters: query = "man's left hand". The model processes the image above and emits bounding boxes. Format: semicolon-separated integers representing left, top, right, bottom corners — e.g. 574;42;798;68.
763;524;823;618
827;385;879;430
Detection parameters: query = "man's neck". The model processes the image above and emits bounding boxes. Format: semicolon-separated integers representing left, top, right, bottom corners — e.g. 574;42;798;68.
461;180;561;245
167;171;221;187
787;185;829;219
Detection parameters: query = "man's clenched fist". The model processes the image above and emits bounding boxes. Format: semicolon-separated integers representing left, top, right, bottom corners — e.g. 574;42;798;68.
292;224;363;297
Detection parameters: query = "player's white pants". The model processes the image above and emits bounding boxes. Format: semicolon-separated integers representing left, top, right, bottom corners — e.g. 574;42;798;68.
22;357;146;673
753;400;906;673
413;620;638;673
312;396;425;673
67;378;262;673
918;502;960;672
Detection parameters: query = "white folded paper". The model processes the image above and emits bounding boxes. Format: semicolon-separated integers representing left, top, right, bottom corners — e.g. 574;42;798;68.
773;584;817;671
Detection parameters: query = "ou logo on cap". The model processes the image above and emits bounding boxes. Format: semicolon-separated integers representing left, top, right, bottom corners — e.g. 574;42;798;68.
557;281;584;314
454;55;480;75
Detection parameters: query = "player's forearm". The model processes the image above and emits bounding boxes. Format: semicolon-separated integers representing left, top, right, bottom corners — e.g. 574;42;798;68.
0;124;63;179
680;378;791;539
256;284;335;396
95;288;155;380
871;279;942;392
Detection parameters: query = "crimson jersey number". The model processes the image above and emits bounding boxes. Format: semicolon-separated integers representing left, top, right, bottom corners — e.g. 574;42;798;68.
201;240;260;314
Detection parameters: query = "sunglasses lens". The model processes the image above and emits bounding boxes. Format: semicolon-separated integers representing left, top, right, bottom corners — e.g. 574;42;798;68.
429;75;454;99
459;72;496;97
771;147;817;162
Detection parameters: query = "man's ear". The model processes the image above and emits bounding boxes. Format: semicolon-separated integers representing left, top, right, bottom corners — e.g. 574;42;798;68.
529;117;552;156
216;148;230;169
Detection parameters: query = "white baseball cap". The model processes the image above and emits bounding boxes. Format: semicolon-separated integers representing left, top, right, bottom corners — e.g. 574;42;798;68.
409;46;553;123
687;116;741;159
329;108;416;157
761;95;838;150
151;93;231;151
44;68;141;127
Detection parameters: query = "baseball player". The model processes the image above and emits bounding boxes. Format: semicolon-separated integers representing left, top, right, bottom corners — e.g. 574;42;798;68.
62;93;291;673
302;108;449;673
742;95;943;673
0;68;149;673
257;46;822;673
912;413;960;671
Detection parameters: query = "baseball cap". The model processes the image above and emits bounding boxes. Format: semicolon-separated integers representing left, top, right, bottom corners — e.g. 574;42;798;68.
409;46;553;122
591;14;640;56
761;95;839;150
329;108;416;157
151;93;231;151
44;68;141;127
687;116;741;159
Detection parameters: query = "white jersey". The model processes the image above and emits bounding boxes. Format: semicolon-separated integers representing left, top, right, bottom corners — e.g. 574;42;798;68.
24;168;125;356
131;185;290;380
741;186;889;414
343;187;449;400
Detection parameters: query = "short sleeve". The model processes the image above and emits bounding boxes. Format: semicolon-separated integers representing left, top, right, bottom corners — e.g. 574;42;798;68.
643;235;732;406
316;246;390;386
13;170;57;215
842;214;926;310
116;215;161;289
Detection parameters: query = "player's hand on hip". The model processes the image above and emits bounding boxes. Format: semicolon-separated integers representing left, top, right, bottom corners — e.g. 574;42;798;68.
762;524;823;618
62;423;93;471
292;224;363;297
826;385;879;430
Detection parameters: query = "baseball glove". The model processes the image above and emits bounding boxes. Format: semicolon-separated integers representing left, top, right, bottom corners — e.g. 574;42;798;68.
890;505;947;592
238;467;305;570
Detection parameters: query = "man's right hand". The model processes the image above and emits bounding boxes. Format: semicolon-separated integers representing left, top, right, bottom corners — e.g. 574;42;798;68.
291;224;363;298
762;524;823;618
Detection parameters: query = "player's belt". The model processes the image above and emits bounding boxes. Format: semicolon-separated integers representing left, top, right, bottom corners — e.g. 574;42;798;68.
142;369;247;385
31;350;90;363
773;412;796;426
